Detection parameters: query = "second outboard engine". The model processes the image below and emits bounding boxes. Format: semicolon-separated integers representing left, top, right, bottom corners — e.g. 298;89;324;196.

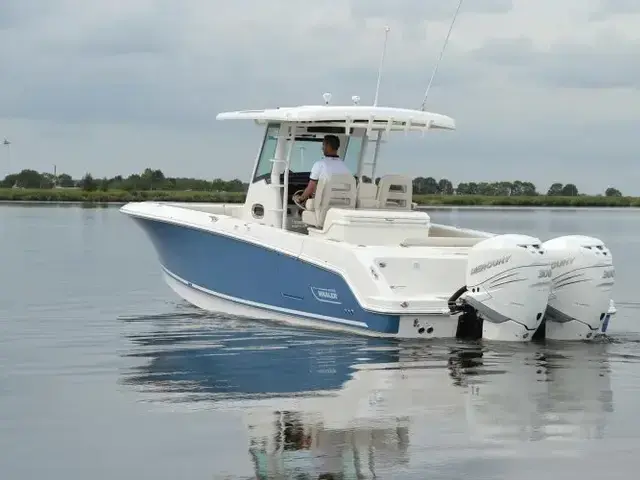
541;235;615;340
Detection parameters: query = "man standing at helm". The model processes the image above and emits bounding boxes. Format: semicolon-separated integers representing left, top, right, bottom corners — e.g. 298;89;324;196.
295;134;351;204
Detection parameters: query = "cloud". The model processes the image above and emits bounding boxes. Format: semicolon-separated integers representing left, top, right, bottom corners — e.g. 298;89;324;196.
350;0;513;23
470;33;640;90
0;2;58;29
590;0;640;20
0;0;638;195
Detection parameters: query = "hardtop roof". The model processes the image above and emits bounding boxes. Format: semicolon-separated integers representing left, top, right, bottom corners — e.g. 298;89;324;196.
216;104;456;133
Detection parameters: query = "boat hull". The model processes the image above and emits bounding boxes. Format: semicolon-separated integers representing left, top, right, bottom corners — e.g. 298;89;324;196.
162;266;456;338
126;210;616;341
133;216;458;339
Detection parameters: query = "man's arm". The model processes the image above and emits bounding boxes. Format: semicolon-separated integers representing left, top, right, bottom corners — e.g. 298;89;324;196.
298;179;317;202
298;162;321;202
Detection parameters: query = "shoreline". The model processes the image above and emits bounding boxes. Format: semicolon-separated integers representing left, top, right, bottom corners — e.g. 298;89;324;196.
3;202;638;213
1;188;639;208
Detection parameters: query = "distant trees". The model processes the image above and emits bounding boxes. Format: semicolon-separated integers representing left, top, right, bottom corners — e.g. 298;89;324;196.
0;168;625;197
413;176;537;196
56;173;75;187
80;173;97;191
456;180;537;196
2;169;51;189
413;176;439;194
0;168;249;193
547;182;563;196
547;182;579;196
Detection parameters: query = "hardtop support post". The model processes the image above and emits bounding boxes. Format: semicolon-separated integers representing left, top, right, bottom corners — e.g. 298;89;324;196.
281;124;297;230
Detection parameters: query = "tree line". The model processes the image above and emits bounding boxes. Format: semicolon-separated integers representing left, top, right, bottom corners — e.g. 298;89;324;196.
0;168;248;193
0;168;624;197
411;176;621;197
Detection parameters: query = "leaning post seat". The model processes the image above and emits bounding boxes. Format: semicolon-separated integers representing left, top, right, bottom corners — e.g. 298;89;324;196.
301;174;357;228
376;175;413;210
356;182;379;208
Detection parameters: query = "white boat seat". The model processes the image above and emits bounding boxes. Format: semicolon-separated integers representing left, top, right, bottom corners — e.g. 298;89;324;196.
377;174;413;210
356;182;378;208
302;173;357;228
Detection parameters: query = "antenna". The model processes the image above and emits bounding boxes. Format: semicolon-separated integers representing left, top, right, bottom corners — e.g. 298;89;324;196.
420;0;464;111
373;26;391;106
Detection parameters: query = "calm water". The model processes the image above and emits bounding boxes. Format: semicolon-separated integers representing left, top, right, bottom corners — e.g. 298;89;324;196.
1;204;640;479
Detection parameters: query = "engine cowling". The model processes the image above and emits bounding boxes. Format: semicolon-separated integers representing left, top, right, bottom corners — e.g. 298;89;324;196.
461;234;552;341
541;235;615;340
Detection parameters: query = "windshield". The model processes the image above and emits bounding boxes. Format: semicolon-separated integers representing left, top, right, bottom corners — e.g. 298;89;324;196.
252;123;364;182
288;137;362;174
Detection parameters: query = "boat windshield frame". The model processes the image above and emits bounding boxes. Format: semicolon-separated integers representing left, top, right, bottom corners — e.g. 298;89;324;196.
251;122;366;185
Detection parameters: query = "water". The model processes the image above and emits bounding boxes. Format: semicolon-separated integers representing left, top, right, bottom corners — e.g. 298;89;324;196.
1;204;640;479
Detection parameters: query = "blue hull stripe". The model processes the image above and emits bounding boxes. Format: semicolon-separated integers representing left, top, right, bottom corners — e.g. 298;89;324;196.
133;217;401;334
162;266;369;328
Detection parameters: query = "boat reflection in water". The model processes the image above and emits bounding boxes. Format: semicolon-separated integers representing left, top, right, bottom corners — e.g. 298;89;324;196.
121;314;614;478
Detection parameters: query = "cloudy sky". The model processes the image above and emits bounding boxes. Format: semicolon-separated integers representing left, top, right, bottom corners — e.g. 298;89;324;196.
0;0;638;194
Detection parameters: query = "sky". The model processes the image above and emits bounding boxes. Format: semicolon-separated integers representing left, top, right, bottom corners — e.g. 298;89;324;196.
0;0;638;194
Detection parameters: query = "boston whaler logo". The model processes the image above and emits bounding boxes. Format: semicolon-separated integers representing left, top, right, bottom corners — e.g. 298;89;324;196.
310;287;342;304
470;255;511;276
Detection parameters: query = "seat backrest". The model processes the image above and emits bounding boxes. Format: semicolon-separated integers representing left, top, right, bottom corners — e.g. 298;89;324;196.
356;182;378;209
377;175;413;210
304;173;356;227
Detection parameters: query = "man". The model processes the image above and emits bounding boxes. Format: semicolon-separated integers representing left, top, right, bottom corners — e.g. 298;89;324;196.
294;134;351;204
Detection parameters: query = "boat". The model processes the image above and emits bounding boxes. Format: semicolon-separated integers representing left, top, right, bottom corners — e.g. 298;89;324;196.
120;93;617;342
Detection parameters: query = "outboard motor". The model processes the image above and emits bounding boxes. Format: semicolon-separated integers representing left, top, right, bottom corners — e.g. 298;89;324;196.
541;235;615;340
450;234;552;341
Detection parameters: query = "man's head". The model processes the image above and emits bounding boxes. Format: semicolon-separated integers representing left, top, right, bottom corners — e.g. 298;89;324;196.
322;135;340;157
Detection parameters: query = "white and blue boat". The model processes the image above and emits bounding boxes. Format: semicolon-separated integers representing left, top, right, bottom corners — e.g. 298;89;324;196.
121;94;616;341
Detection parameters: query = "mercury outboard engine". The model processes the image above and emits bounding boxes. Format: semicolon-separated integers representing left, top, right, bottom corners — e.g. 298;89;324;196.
540;235;615;340
449;234;553;341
